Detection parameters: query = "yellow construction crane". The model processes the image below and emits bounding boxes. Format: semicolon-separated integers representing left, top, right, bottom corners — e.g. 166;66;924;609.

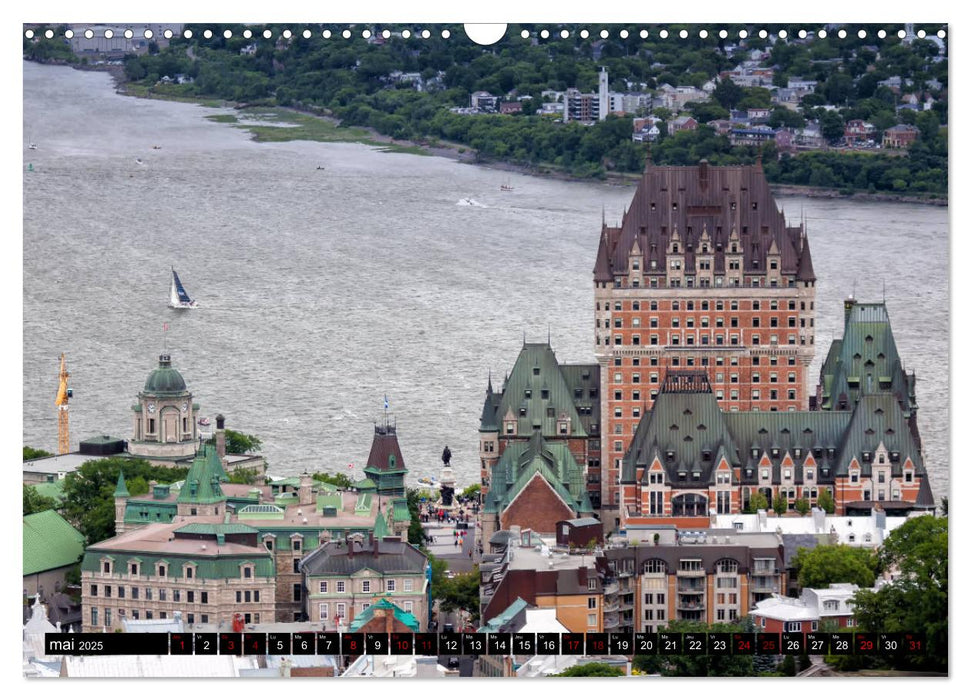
55;353;72;454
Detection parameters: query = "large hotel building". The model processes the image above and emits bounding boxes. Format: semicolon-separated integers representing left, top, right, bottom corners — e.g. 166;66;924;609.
593;161;818;521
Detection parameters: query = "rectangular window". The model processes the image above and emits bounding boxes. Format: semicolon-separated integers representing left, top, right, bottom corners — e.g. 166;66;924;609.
132;587;139;600
404;579;414;592
91;608;98;626
337;603;346;619
293;584;302;602
254;590;260;602
236;591;241;603
387;579;396;592
337;580;345;593
588;597;597;609
187;591;194;603
201;591;208;604
363;581;371;593
320;581;328;593
118;586;125;599
159;588;166;602
319;603;329;620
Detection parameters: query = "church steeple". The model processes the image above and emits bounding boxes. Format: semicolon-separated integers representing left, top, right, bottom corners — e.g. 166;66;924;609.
114;470;130;498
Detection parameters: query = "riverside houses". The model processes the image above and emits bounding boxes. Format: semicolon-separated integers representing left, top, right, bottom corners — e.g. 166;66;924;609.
593;161;818;523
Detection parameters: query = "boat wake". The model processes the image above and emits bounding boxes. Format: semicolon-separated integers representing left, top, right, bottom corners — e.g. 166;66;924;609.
456;198;487;208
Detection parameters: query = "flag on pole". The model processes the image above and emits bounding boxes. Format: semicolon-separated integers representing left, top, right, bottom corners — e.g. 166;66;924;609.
384;395;389;410
163;322;169;331
347;463;354;470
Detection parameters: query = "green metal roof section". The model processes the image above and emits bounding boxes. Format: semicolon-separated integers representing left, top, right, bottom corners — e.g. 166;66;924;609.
314;480;338;492
818;301;917;412
237;504;286;520
355;492;373;514
316;493;343;513
142;353;188;395
478;597;529;633
623;372;927;485
270;477;301;488
373;507;391;539
484;343;589;438
348;598;420;633
391;497;411;522
176;444;227;505
31;480;66;503
124;501;177;525
205;442;229;482
352;478;377;492
81;550;275;579
175;522;259;535
483;431;586;515
114;470;130;498
23;510;86;575
479;373;500;432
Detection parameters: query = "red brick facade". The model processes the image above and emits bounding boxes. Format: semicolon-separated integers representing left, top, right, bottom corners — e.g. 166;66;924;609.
500;475;576;533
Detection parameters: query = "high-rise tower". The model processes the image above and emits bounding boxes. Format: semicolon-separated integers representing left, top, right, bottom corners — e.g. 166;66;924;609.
593;160;817;525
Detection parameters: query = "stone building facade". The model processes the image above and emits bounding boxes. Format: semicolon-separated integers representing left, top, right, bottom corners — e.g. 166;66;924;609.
80;517;277;632
300;537;429;632
129;353;200;463
593;161;818;520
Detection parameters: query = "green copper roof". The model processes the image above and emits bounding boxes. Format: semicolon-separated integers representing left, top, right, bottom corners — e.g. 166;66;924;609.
482;343;591;438
81;550;274;580
237;504;286;520
23;510;86;575
373;508;391;539
314;480;338;492
348;598;420;633
31;480;66;504
353;478;377;491
175;523;259;535
818;301;917;412
483;431;586;515
391;497;411;522
317;493;343;513
176;445;227;505
114;470;130;498
478;597;529;633
124;501;177;525
143;354;188;395
270;477;301;487
355;492;373;513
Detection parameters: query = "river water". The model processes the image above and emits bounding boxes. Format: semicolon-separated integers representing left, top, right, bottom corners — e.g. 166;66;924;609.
22;61;950;499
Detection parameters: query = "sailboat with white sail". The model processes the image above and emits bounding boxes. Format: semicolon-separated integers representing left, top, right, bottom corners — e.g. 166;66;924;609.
169;268;198;309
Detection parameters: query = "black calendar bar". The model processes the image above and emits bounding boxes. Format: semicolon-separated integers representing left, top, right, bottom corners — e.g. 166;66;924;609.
47;631;924;656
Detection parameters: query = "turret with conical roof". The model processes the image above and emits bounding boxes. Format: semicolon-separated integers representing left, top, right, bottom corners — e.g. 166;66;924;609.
362;417;408;497
176;443;227;517
114;470;130;536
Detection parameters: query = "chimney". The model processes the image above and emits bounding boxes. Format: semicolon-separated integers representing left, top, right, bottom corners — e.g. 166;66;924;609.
215;414;226;460
812;507;825;533
298;472;313;506
346;534;354;558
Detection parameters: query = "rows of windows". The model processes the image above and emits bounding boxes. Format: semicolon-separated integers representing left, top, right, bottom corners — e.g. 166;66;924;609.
605;315;811;330
598;299;815;313
90;607;263;627
598;332;811;347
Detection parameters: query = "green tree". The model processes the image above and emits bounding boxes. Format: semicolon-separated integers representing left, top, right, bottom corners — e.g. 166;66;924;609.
23;484;59;515
405;488;427;546
437;566;480;622
313;471;353;489
819;110;845;143
24;446;53;461
224;429;262;454
851;518;947;672
554;662;624;677
746;491;769;513
816;489;836;514
227;467;262;485
460;483;481;500
790;545;878;590
60;457;189;545
712;78;744;110
794;498;811;516
772;494;789;515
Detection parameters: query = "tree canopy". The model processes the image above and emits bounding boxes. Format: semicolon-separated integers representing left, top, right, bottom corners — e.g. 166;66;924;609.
224;429;262;454
554;662;625;677
633;620;755;676
790;544;878;590
60;457;189;545
313;471;353;489
23;484;59;516
851;516;947;672
24;446;53;461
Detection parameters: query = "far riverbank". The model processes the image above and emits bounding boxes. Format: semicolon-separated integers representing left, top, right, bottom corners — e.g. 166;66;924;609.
83;62;946;207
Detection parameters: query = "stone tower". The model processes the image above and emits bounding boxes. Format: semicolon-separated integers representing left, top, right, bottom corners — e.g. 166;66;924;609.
129;353;198;463
113;470;130;535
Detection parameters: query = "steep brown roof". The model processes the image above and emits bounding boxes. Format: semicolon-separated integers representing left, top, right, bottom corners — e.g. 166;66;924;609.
366;424;406;473
595;162;813;282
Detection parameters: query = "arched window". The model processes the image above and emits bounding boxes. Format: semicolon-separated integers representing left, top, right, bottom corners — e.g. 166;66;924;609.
643;559;667;575
672;493;708;517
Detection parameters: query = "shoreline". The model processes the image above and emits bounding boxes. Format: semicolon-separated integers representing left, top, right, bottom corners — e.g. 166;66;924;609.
76;62;946;206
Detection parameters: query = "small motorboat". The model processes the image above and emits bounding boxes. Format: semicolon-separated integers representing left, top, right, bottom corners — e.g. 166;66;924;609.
198;417;211;426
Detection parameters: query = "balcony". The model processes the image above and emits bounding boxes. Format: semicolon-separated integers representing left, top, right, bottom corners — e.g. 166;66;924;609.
603;600;620;614
676;600;705;611
677;569;705;578
751;577;780;593
603;613;620;629
678;582;706;593
603;581;619;596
